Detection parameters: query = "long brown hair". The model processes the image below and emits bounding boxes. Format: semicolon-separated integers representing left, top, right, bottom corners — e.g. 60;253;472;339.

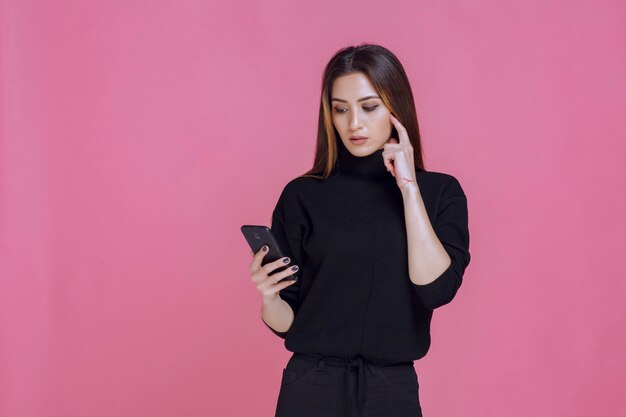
298;43;426;180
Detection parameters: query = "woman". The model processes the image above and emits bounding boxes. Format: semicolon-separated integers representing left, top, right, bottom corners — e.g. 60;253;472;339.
249;43;471;417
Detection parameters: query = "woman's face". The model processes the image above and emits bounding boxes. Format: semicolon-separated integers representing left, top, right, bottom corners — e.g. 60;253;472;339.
331;72;393;157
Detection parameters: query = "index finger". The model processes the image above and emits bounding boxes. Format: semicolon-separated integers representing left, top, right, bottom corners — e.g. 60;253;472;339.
250;245;269;270
389;113;410;146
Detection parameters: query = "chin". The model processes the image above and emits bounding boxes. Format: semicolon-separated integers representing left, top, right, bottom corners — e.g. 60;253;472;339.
347;143;379;156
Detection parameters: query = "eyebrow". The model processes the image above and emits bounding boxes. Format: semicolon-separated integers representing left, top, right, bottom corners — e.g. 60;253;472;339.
331;95;380;103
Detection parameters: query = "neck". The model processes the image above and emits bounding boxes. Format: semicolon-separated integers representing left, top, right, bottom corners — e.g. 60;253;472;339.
335;139;389;179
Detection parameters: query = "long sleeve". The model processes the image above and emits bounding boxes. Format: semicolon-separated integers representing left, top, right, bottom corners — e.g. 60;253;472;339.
261;183;305;339
412;176;471;310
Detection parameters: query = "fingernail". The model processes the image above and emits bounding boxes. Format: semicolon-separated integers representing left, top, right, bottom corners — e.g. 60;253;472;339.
291;265;299;271
283;257;290;264
263;245;268;252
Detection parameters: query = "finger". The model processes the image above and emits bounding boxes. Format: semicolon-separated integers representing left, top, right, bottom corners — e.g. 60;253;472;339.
383;157;396;177
389;114;409;146
261;256;294;277
261;275;298;296
260;265;299;289
249;245;269;272
381;146;396;177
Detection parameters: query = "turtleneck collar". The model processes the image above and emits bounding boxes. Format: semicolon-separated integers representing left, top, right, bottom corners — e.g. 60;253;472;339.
335;139;389;179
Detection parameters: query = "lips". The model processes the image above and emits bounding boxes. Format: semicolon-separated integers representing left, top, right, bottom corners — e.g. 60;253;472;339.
350;136;368;145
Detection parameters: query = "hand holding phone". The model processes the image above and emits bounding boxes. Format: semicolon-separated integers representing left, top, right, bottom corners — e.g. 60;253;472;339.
241;225;299;292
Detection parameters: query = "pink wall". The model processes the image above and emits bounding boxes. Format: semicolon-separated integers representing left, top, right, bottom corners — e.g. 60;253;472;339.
1;1;625;416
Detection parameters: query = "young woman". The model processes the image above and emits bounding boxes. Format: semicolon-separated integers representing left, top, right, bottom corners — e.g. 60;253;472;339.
249;43;471;417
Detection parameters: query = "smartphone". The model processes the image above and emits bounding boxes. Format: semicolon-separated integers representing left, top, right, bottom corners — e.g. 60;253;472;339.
241;224;298;283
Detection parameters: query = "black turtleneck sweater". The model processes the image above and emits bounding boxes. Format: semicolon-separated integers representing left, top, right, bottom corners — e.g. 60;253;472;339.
262;140;471;363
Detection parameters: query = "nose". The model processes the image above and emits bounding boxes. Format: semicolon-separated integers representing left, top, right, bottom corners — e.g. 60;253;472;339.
350;111;362;131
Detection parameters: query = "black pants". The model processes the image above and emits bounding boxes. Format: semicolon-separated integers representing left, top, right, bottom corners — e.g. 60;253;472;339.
275;352;423;417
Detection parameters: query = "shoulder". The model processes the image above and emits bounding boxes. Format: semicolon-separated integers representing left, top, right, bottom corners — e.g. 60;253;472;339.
285;174;317;189
416;170;467;198
280;174;321;197
272;176;315;234
273;174;318;211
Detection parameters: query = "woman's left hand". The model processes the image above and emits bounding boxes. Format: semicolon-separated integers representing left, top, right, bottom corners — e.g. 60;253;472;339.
383;114;418;192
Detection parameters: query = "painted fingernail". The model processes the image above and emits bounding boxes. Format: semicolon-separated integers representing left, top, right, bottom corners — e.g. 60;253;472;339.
283;257;290;264
262;245;268;252
291;265;299;271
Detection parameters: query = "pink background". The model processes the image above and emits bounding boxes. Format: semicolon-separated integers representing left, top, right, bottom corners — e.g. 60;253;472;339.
2;1;625;416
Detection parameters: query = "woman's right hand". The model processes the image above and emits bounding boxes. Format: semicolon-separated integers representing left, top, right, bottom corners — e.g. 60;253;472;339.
249;245;299;302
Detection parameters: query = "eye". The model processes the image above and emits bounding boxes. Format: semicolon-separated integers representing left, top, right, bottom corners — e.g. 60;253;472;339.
333;105;379;114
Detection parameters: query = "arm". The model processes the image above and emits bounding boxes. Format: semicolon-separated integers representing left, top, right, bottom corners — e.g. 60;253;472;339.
261;187;304;338
401;176;471;310
261;296;295;337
